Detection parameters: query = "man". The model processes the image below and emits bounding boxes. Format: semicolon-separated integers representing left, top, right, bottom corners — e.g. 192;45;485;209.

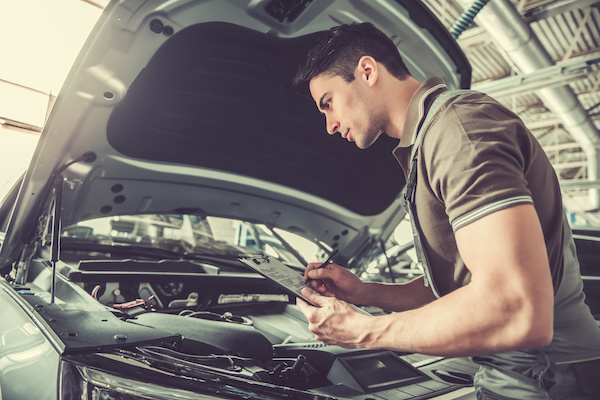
293;22;600;399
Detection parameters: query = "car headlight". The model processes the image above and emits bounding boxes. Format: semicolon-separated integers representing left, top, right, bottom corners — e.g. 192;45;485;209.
59;359;224;400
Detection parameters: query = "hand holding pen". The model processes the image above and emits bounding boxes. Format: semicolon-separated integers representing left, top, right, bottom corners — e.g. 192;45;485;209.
302;249;369;309
304;249;339;285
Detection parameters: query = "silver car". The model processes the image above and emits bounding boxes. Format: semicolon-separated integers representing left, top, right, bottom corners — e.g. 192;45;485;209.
0;1;489;399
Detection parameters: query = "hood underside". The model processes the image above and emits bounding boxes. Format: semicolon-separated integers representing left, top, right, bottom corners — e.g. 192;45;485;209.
0;0;470;267
107;22;405;216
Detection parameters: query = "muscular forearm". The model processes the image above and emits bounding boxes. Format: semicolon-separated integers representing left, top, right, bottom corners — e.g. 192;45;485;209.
359;276;436;311
360;281;552;357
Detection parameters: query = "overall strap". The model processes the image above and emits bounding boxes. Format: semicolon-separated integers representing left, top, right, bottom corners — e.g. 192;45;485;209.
405;89;478;203
402;88;478;297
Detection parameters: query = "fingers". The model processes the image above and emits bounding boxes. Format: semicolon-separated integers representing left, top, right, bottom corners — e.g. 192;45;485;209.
295;292;367;349
296;290;319;318
304;262;336;294
296;287;322;313
301;287;325;306
296;295;309;313
305;277;333;296
303;262;324;282
305;262;320;274
305;262;338;281
305;277;328;294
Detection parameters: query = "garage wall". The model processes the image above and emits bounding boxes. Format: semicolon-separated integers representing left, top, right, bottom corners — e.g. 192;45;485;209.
0;0;104;189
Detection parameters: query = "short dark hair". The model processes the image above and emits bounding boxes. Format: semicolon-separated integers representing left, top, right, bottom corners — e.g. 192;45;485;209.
293;22;410;88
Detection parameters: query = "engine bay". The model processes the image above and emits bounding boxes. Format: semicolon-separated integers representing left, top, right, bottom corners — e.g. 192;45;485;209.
11;257;478;399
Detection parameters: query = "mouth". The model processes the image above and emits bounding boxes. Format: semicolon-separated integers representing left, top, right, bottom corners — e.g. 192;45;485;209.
342;129;351;141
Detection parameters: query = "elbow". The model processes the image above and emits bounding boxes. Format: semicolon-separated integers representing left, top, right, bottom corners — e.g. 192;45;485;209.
522;323;553;348
524;296;554;348
501;282;554;350
514;304;554;349
530;316;554;347
498;293;553;350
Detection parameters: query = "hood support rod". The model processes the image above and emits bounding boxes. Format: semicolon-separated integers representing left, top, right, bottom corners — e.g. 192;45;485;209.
9;152;96;291
50;175;63;304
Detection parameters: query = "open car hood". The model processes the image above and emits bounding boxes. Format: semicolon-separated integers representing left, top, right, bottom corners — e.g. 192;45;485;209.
0;0;470;268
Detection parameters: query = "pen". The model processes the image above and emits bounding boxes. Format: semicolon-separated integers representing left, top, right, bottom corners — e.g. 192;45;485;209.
318;249;339;269
305;249;339;283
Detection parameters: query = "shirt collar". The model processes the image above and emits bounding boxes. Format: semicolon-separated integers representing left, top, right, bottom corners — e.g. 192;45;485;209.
398;77;448;149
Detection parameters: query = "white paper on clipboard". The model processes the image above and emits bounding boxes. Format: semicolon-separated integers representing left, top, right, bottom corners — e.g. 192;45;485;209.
238;255;317;306
238;255;371;315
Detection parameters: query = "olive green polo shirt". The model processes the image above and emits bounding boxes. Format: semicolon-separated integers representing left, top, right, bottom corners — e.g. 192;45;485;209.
393;78;564;297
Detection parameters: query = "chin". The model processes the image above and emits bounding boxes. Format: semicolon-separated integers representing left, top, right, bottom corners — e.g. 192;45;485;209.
352;140;366;149
355;136;378;150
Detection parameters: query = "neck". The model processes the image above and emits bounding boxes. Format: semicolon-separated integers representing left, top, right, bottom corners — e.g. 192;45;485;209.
383;76;421;140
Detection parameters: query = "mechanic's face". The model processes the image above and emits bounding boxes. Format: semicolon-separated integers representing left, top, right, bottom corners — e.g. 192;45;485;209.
309;73;384;149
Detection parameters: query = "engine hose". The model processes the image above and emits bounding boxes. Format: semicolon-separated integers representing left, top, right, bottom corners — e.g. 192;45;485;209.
450;0;492;40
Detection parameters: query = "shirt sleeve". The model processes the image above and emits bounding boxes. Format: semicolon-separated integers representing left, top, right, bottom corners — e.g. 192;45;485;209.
423;96;534;232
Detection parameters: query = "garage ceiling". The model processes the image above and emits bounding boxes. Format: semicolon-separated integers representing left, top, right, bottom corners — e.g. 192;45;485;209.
421;0;600;223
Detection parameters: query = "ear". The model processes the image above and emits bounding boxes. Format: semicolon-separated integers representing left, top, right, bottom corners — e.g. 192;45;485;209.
356;56;378;86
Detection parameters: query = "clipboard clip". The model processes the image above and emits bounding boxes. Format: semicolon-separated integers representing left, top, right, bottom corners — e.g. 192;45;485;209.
241;255;271;265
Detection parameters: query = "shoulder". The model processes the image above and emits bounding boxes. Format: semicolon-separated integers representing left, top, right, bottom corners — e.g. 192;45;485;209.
424;92;531;163
419;92;536;227
436;91;521;128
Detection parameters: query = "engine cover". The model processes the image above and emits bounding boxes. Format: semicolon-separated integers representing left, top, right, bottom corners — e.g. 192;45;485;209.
133;312;273;361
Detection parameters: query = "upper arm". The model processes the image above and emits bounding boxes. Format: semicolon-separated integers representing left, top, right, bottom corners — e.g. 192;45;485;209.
454;204;554;345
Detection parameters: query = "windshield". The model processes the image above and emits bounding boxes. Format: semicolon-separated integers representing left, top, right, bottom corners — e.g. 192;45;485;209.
61;214;319;266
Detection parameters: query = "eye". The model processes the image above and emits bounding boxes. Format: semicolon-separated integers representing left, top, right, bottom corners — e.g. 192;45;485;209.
320;98;331;111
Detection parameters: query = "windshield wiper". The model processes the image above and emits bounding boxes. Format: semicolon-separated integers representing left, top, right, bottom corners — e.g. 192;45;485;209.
60;239;198;260
60;238;260;270
267;228;308;267
60;237;307;272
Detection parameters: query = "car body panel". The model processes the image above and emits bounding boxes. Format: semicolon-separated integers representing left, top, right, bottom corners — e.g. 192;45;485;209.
0;281;60;400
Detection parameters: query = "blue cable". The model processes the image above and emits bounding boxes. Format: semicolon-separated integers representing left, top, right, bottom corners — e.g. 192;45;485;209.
450;0;492;40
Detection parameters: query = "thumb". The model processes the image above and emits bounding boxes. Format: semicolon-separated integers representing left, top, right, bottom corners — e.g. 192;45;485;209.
301;287;326;307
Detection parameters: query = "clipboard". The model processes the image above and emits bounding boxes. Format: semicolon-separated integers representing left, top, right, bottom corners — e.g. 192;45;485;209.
238;255;371;315
238;255;317;306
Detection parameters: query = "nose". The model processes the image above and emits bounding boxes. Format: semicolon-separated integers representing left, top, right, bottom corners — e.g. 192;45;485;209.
325;115;339;135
